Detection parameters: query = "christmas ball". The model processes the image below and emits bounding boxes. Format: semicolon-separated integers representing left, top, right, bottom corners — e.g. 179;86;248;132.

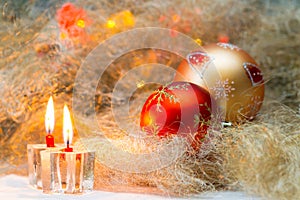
174;42;264;123
140;81;213;148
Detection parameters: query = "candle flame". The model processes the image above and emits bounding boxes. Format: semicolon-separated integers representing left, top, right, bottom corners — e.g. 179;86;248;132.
63;104;73;146
45;96;55;134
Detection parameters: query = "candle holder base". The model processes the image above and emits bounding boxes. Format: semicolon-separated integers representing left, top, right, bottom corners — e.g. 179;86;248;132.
40;150;95;194
27;144;64;189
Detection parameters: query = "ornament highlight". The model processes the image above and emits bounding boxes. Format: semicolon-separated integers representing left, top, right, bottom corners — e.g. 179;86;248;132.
140;81;213;149
174;43;264;123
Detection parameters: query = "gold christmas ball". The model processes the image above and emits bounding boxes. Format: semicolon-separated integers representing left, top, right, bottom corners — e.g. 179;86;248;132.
174;42;264;123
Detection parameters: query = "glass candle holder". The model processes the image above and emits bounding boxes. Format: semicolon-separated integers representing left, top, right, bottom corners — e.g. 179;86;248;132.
27;144;64;189
40;150;95;194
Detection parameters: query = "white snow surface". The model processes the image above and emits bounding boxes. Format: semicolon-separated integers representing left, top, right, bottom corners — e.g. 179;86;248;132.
0;174;260;200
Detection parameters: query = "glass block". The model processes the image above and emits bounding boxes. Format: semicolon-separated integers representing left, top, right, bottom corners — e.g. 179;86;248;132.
27;144;64;189
40;150;95;194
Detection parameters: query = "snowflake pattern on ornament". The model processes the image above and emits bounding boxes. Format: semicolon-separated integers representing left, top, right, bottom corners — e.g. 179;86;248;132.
217;42;241;51
240;95;263;120
187;51;213;79
168;82;189;91
210;78;236;100
145;82;190;112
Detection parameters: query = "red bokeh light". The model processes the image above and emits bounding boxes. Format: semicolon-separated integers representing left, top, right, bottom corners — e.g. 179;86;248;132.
56;3;92;43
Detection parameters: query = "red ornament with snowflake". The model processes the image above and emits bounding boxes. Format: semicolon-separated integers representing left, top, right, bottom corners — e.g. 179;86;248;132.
140;81;213;149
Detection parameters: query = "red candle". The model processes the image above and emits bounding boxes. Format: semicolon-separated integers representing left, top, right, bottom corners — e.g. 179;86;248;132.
64;142;73;152
45;96;55;147
63;104;73;152
45;134;55;147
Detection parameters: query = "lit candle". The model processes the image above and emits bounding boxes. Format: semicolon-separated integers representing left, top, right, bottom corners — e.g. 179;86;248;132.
28;96;64;189
41;104;95;194
63;104;73;152
45;96;55;147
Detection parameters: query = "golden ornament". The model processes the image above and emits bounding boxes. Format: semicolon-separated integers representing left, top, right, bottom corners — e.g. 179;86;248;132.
174;42;264;123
